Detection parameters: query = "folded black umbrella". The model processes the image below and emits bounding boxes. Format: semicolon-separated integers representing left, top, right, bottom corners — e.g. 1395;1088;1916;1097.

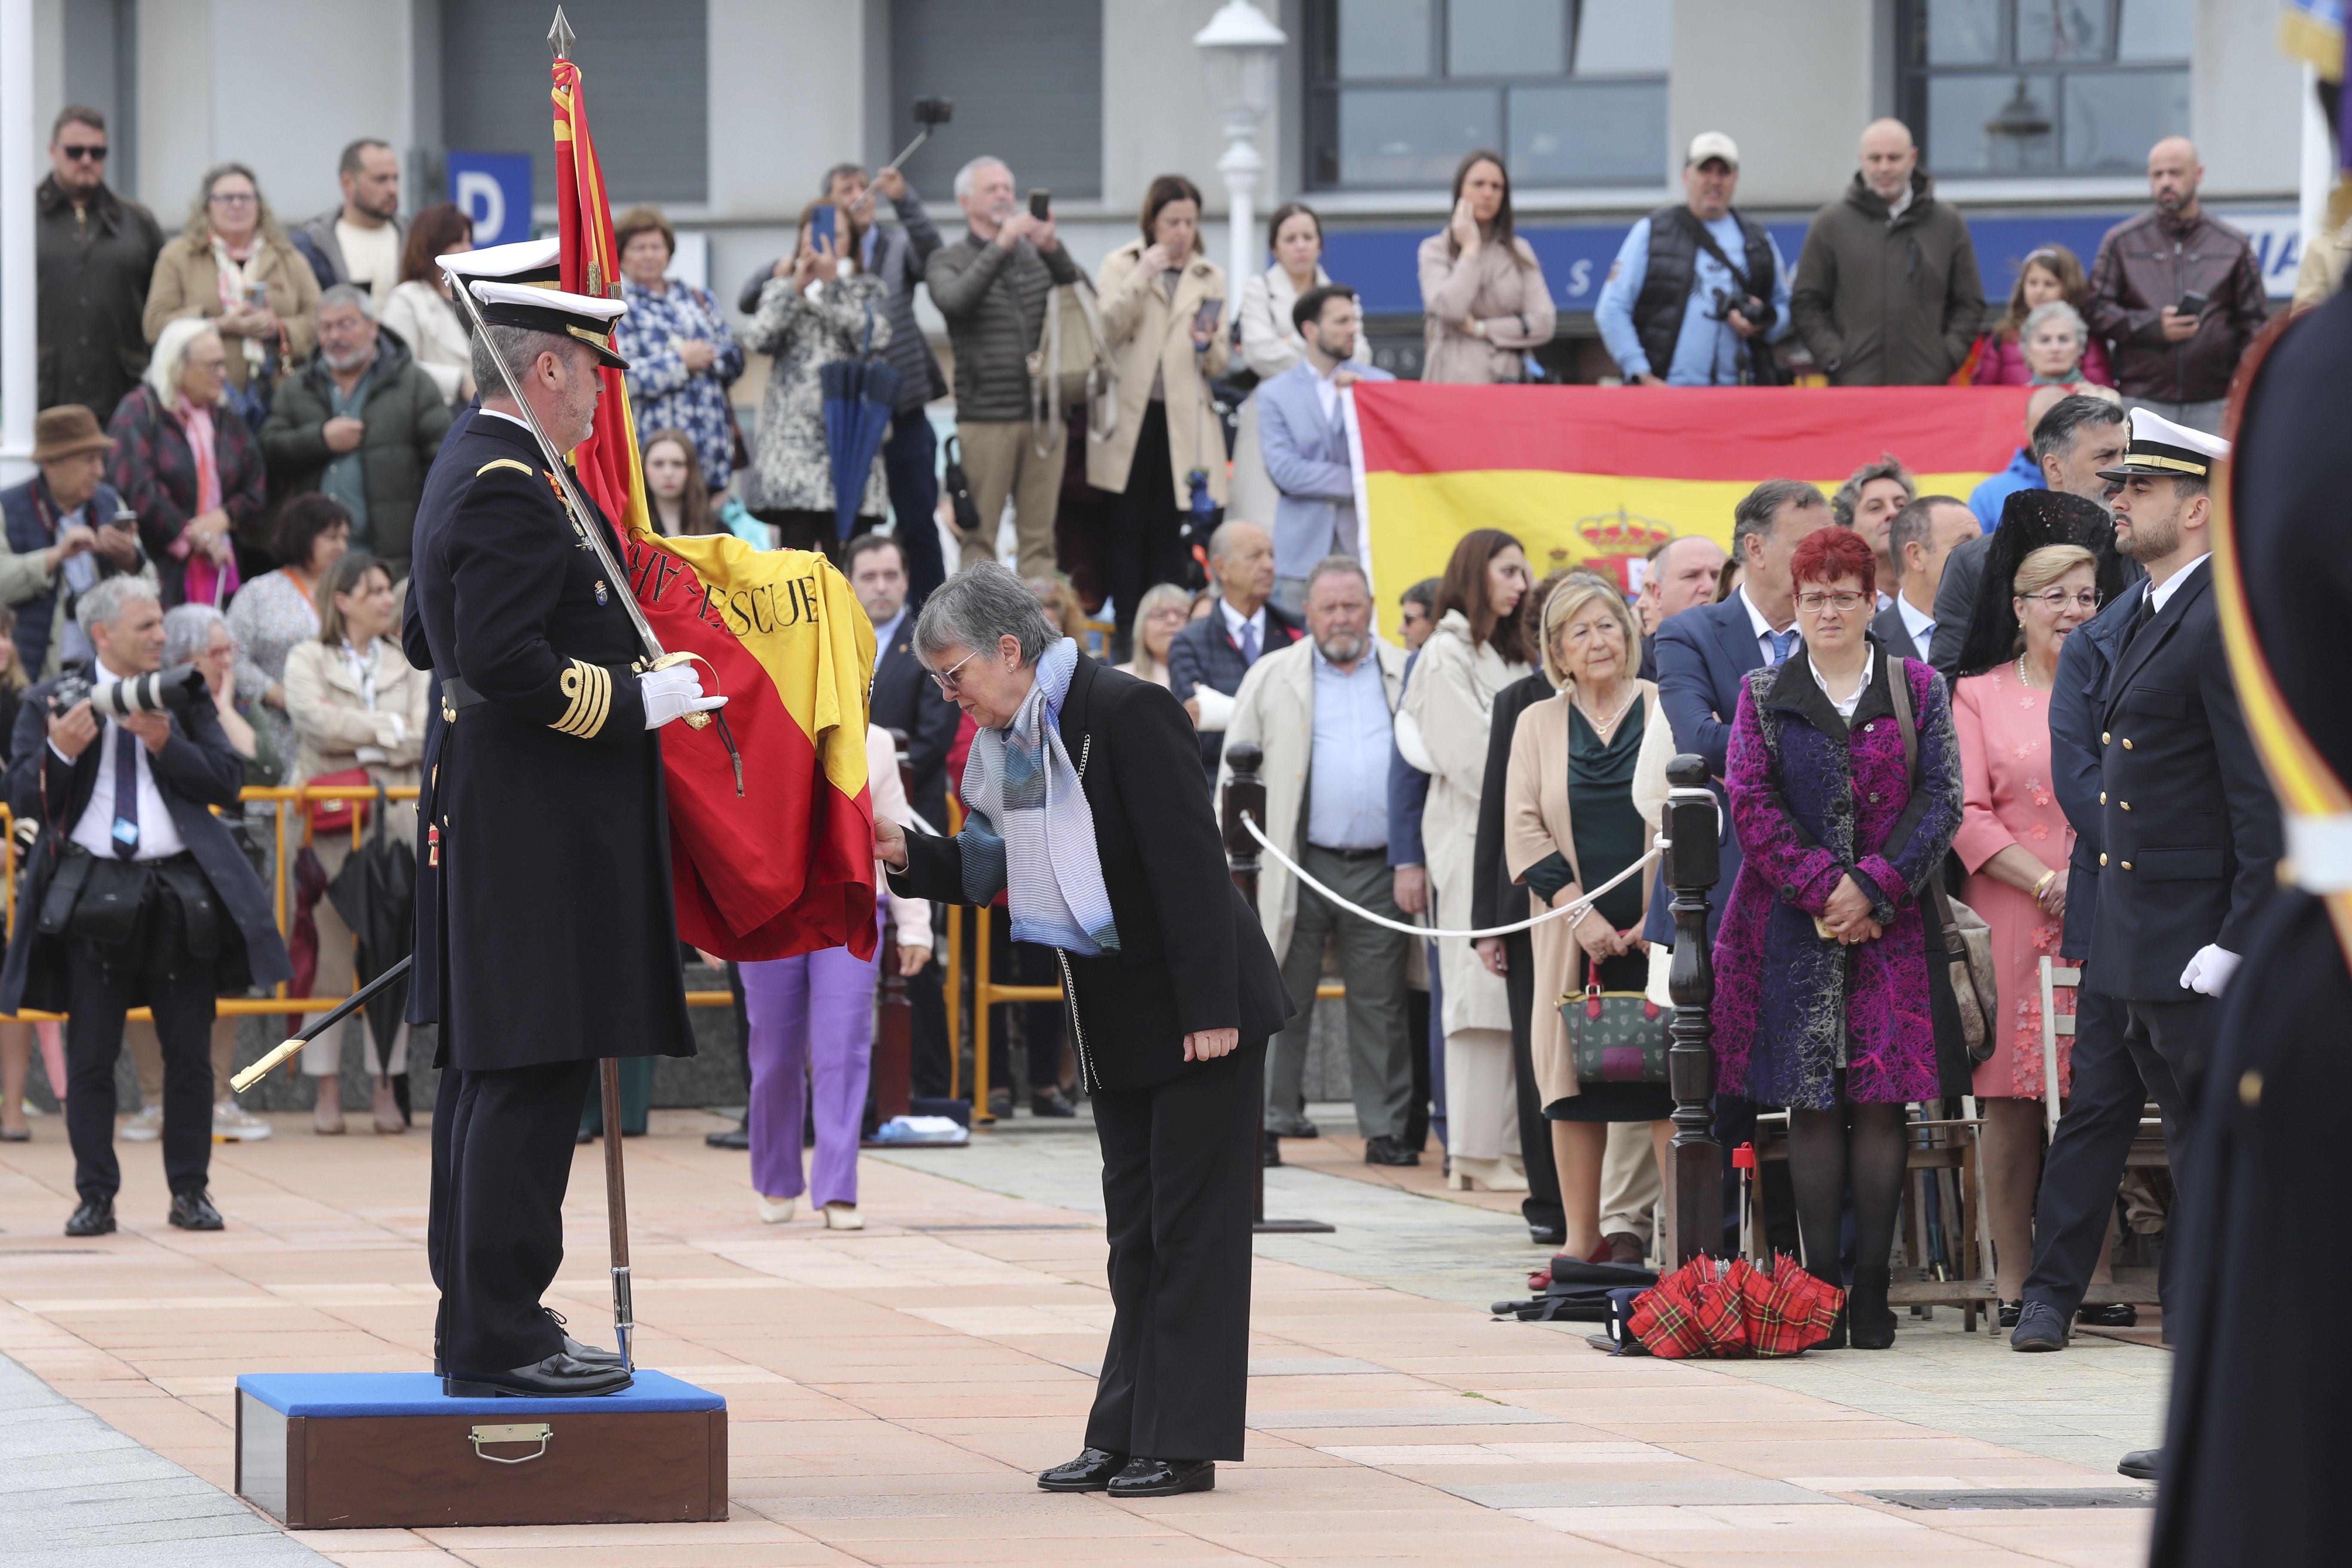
327;786;416;1065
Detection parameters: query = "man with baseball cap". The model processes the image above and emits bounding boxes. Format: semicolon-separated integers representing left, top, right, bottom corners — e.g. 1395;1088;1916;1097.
0;406;153;682
1595;132;1792;387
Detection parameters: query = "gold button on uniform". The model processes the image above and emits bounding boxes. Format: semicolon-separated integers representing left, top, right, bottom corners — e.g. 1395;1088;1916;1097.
2100;853;2109;866
2122;738;2134;750
2120;801;2131;811
2099;792;2107;804
2101;731;2111;744
2120;861;2132;870
2239;1069;2263;1108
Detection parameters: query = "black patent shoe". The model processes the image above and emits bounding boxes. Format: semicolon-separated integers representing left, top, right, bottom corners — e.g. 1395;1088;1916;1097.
2117;1449;2160;1481
168;1189;224;1231
65;1196;116;1237
1814;1307;1848;1351
1109;1457;1216;1497
705;1125;750;1149
443;1351;634;1398
1032;1086;1078;1118
545;1307;623;1364
1998;1299;2021;1328
2078;1301;2139;1328
1037;1447;1129;1492
1363;1134;1421;1167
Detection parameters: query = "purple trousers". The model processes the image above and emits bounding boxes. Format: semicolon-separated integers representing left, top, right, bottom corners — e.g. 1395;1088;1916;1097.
742;917;880;1207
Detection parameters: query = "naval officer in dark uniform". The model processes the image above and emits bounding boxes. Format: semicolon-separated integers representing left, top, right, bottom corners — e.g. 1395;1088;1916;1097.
407;265;723;1398
2153;294;2352;1564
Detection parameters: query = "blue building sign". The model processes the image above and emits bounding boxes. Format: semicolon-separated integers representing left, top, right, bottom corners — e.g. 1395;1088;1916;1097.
447;151;535;250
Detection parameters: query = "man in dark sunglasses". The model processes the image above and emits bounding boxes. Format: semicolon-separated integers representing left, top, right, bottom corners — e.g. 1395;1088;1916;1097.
37;104;164;424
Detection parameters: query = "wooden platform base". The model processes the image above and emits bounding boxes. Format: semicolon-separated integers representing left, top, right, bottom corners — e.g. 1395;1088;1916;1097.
235;1371;727;1529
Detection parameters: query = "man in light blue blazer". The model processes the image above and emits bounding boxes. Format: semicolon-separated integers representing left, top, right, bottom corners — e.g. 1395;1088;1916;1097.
1258;284;1393;615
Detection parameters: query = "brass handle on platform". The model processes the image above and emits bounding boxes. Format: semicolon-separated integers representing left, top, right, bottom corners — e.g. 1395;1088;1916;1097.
468;1422;552;1464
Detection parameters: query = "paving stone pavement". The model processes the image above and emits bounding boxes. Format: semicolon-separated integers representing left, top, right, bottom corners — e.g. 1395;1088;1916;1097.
0;1102;2162;1565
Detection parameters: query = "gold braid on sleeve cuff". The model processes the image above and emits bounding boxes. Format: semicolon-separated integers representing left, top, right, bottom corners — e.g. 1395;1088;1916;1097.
552;659;613;738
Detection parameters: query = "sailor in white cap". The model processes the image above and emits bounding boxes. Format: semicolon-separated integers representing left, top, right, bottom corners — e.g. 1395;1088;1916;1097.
403;248;720;1398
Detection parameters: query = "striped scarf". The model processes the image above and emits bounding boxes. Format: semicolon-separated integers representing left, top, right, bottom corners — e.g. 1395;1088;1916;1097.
957;638;1118;955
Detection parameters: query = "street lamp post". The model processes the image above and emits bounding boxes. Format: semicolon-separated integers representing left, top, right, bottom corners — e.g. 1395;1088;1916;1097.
1193;0;1288;303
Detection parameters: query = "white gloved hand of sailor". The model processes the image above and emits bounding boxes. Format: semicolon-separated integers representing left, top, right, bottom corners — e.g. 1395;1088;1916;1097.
640;663;727;729
2178;944;2242;998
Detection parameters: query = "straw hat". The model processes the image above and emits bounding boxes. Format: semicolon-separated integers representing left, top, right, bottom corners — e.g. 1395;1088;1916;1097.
29;405;114;464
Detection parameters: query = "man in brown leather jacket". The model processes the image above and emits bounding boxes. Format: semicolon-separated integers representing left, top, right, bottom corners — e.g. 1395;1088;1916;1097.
2084;137;2269;435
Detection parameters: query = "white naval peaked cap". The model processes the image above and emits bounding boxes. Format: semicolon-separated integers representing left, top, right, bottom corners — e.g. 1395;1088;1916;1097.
437;237;561;285
2097;405;2231;482
466;278;629;368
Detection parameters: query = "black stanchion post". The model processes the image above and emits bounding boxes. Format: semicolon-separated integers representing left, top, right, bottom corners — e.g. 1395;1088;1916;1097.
1660;753;1724;1268
1220;742;1333;1236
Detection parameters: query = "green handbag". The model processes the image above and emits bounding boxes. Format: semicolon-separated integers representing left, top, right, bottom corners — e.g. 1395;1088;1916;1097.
1561;983;1672;1085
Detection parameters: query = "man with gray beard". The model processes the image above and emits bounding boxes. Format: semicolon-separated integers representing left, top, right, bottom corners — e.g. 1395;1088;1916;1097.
260;282;452;579
1221;557;1419;1161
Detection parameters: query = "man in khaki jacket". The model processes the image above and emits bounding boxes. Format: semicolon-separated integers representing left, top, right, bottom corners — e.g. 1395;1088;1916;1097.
1219;556;1416;1161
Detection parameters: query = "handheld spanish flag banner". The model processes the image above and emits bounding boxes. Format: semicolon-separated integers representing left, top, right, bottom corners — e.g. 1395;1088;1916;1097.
1352;383;2024;595
553;49;878;961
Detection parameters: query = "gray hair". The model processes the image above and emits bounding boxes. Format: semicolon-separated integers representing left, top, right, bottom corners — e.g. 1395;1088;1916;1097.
162;602;230;666
318;282;376;321
912;562;1056;668
1886;494;1969;571
2021;297;2087;350
77;573;160;635
1207;518;1266;562
1303;555;1369;597
1731;479;1827;566
145;316;222;403
469;324;578;403
952;156;1009;201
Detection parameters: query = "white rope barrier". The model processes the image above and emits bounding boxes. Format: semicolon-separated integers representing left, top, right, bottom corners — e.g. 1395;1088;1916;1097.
1237;812;1663;942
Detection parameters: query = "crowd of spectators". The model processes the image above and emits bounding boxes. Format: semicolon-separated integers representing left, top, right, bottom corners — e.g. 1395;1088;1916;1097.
4;86;2301;1296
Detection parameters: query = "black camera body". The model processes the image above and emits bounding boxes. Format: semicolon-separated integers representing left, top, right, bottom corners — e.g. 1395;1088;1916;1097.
51;662;208;721
1711;288;1775;332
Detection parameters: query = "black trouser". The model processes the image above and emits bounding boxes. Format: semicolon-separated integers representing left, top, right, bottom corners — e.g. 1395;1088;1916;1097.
63;936;217;1204
883;411;943;611
1086;1041;1262;1462
1502;928;1565;1235
987;925;1064;1094
430;1059;598;1372
906;956;952;1100
1404;986;1432;1152
1104;402;1194;649
2021;988;2197;1321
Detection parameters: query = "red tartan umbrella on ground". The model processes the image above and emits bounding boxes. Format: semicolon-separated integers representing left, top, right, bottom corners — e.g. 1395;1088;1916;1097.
1629;1253;1841;1358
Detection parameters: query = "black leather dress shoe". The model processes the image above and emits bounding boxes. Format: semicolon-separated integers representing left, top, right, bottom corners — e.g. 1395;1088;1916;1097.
1363;1134;1421;1167
443;1351;634;1398
2117;1449;2160;1481
705;1125;750;1150
1036;1447;1128;1491
543;1308;623;1364
1031;1085;1078;1118
65;1196;115;1237
2078;1301;2138;1328
1109;1457;1215;1497
1528;1222;1567;1247
168;1189;224;1231
1264;1109;1319;1139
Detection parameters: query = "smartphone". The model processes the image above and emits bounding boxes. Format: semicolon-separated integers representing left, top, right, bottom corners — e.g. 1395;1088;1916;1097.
808;204;837;252
243;282;270;309
1192;297;1224;337
2177;289;2210;316
1028;189;1050;222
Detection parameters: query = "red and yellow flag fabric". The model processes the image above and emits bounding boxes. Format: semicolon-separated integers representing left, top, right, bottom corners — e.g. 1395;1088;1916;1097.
552;52;876;962
1353;383;2027;595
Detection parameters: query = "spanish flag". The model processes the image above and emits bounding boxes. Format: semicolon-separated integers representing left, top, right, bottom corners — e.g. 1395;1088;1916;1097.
1354;383;2026;594
554;52;877;962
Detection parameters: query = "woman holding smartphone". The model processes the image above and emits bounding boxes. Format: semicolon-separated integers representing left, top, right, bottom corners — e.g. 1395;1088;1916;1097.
1090;175;1228;657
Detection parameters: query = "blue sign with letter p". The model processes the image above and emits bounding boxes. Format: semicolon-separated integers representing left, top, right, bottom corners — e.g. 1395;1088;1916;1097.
447;151;534;249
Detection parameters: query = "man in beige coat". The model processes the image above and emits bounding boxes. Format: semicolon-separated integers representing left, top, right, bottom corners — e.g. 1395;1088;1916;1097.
1221;557;1417;1161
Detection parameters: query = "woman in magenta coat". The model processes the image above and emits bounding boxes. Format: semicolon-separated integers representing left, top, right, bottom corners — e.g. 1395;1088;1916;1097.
1970;244;2114;387
1712;527;1964;1348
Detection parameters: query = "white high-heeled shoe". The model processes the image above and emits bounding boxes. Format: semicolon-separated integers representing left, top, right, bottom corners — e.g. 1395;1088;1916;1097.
822;1202;864;1231
756;1194;796;1224
1446;1156;1528;1193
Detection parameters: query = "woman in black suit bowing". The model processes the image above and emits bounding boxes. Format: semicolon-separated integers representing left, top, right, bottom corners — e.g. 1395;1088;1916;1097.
875;564;1290;1498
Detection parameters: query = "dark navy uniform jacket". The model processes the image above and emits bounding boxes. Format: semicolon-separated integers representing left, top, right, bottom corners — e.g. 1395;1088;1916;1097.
402;409;694;1070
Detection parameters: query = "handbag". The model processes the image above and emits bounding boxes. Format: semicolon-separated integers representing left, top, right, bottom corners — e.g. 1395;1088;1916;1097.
1884;664;2000;1064
1024;275;1118;456
306;766;374;836
1561;982;1671;1085
940;434;983;545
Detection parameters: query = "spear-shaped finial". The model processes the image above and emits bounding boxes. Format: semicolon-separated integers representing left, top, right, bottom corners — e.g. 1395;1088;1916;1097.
548;6;575;59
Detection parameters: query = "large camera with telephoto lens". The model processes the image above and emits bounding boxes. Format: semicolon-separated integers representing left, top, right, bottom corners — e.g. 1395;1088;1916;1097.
50;662;209;721
1710;287;1775;332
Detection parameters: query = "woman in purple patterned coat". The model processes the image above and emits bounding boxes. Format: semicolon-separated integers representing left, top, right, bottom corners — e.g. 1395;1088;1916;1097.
1712;526;1963;1349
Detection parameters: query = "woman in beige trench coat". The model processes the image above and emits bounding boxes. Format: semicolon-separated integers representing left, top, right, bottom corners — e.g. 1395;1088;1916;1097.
1400;529;1531;1191
1503;576;1677;1258
1091;175;1230;653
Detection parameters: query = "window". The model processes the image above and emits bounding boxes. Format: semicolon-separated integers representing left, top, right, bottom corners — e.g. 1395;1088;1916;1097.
889;0;1102;202
1898;0;2190;176
1305;0;1667;190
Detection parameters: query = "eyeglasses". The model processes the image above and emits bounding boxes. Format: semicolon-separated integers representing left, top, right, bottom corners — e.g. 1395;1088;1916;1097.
60;144;107;161
2021;589;2101;612
926;649;982;695
208;191;257;207
1795;590;1867;612
1144;606;1190;624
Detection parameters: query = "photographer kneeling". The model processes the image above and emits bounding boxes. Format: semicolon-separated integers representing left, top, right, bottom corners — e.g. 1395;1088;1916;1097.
2;576;290;1237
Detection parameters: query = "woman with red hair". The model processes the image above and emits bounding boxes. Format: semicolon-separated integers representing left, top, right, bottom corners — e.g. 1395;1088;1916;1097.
1711;524;1964;1348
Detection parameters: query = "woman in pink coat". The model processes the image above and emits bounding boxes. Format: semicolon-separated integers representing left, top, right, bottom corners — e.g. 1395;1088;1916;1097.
1970;245;2113;387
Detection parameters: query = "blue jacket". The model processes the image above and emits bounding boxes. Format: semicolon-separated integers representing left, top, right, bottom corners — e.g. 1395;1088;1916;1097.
1968;447;2043;533
1647;593;1774;944
1387;649;1429;868
1257;359;1393;579
2049;592;2132;961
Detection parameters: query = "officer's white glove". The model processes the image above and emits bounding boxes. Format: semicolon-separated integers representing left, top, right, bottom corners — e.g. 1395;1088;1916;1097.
640;664;727;729
1191;681;1235;732
2178;944;2242;998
